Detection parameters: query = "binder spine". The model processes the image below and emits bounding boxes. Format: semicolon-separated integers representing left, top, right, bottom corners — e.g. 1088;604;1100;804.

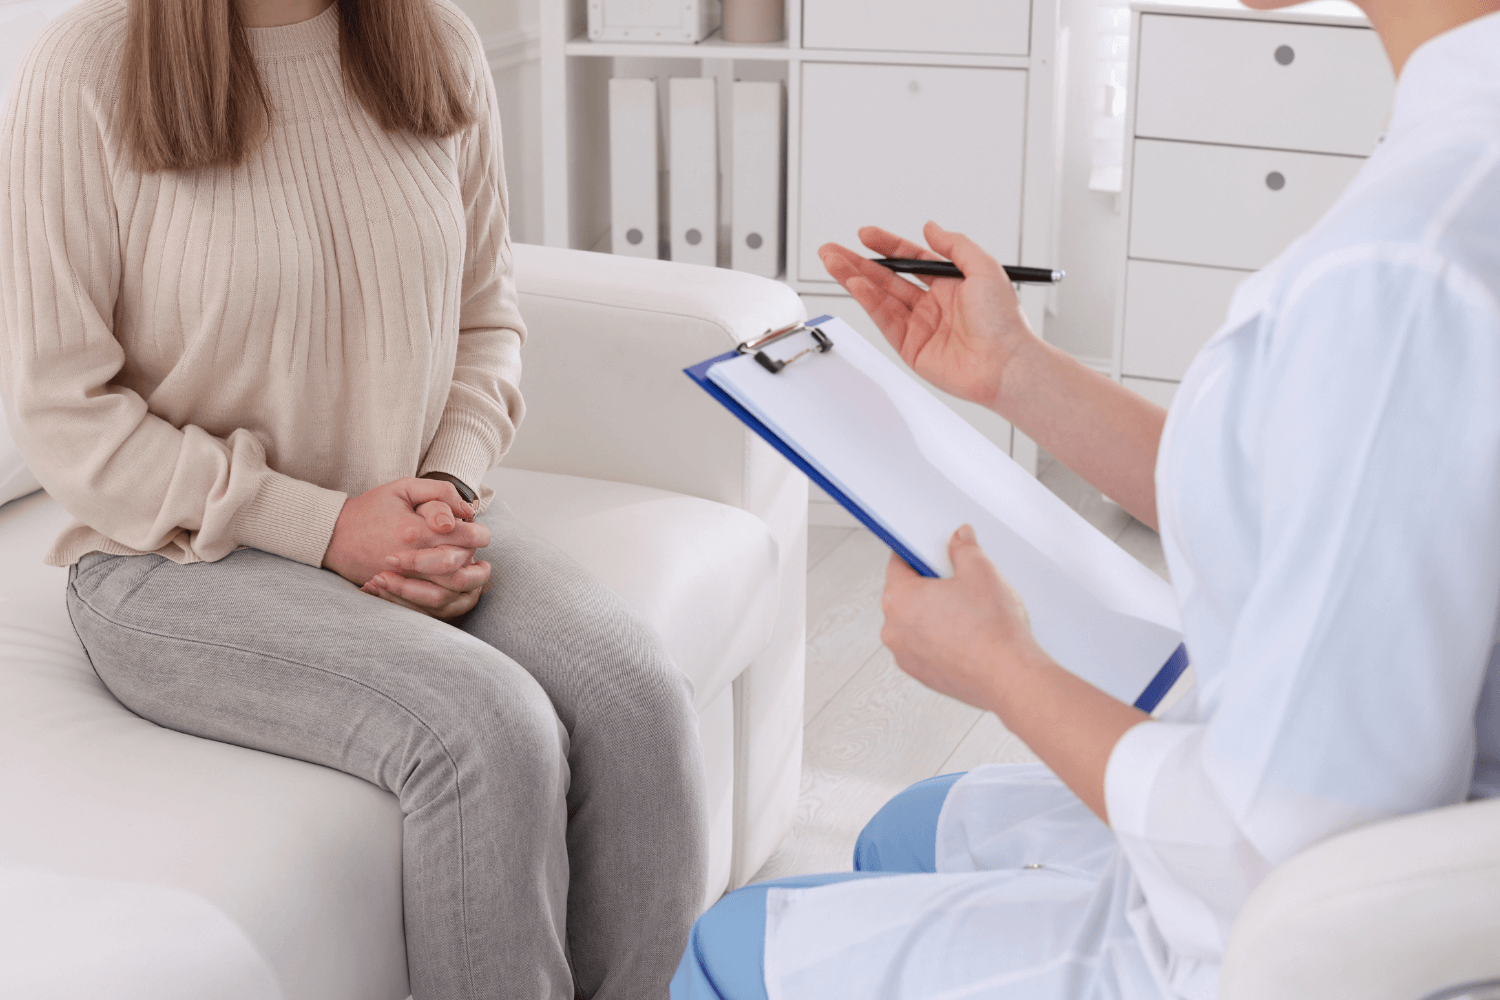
668;77;719;267
609;78;660;259
731;81;785;278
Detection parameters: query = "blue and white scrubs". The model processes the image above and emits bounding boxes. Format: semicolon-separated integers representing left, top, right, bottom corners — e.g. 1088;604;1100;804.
674;12;1500;1000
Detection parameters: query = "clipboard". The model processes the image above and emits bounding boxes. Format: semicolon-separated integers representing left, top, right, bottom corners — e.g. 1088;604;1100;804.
686;316;1190;713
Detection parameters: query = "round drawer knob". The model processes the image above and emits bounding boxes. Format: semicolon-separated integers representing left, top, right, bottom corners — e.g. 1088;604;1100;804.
1275;44;1295;65
746;232;764;249
626;228;644;245
685;228;703;245
1266;171;1286;191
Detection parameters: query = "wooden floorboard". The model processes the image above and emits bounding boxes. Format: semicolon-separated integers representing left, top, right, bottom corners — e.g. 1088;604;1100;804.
802;530;893;725
754;454;1172;885
807;526;853;573
940;712;1039;773
752;646;984;880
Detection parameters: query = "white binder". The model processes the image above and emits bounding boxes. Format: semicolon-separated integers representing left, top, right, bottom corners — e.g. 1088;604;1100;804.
731;81;785;278
687;318;1188;709
609;78;659;259
668;77;718;267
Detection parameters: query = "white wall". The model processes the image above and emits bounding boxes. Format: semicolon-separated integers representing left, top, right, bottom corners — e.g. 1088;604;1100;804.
455;0;546;245
471;0;1128;361
1048;0;1128;364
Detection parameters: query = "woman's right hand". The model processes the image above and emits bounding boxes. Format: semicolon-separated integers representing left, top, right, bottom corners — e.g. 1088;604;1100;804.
322;477;488;589
817;222;1041;411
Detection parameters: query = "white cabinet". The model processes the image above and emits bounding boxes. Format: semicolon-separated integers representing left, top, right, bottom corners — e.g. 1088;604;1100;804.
1121;260;1244;381
1114;2;1394;396
1128;139;1364;271
1134;14;1391;155
797;63;1027;284
801;0;1031;55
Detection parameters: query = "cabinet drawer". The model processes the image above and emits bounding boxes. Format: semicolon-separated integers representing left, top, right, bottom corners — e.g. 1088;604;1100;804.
797;63;1025;284
802;0;1030;55
1122;260;1247;381
1135;14;1393;156
1129;139;1362;271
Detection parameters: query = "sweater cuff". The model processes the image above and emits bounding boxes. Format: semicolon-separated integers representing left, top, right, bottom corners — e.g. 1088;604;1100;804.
232;469;348;567
418;411;500;499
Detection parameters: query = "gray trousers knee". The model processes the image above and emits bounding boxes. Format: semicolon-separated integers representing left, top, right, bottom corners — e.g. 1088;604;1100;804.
65;501;707;1000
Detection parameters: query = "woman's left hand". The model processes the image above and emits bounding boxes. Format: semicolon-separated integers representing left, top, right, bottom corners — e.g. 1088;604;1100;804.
362;496;491;619
881;525;1044;710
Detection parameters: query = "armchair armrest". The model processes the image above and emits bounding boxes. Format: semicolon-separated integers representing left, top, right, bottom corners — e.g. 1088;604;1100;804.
507;244;810;887
506;244;806;509
1221;797;1500;1000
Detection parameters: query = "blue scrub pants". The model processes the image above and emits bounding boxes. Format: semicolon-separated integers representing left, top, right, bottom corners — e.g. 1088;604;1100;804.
670;773;965;1000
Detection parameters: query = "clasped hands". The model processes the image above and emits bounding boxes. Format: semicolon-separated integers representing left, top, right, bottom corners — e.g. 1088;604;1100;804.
323;476;491;620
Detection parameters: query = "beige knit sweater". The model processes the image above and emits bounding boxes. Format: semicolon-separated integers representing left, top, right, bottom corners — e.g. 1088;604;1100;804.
0;0;525;568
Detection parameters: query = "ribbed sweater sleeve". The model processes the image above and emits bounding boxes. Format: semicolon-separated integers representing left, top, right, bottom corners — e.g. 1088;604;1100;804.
418;5;527;495
0;10;347;567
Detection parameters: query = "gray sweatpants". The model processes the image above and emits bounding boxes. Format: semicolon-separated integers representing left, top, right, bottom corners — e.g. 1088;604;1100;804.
65;501;707;1000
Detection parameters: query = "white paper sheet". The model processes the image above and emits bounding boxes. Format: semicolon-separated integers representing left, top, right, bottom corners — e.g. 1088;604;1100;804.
708;318;1182;703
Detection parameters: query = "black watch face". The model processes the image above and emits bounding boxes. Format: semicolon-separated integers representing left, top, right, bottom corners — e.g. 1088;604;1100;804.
456;481;477;504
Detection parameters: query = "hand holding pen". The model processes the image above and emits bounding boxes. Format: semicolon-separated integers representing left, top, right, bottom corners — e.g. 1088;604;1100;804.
817;221;1048;412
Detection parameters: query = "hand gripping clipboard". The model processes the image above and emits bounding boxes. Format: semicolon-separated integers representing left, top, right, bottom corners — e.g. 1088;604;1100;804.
686;316;1189;713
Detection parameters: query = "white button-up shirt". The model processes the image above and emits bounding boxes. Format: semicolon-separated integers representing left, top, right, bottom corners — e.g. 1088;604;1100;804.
1107;9;1500;995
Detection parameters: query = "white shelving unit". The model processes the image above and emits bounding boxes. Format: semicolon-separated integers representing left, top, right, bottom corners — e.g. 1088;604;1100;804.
539;0;1064;487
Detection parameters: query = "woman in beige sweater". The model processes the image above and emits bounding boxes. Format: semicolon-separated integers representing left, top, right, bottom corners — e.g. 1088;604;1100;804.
0;0;706;996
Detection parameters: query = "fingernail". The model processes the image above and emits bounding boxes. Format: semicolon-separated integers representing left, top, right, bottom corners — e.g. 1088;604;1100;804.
385;555;399;566
959;524;976;543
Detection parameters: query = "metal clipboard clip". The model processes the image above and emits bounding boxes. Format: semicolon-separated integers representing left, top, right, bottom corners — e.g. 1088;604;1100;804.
735;322;834;374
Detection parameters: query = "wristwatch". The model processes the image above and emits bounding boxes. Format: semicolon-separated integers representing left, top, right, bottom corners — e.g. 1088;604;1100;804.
423;471;477;505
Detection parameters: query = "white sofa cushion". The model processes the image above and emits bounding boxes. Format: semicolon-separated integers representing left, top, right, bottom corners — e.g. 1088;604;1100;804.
0;470;778;999
494;467;780;712
0;867;288;1000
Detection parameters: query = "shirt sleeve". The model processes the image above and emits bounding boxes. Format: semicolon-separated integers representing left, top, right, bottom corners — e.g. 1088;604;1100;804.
416;14;526;494
0;24;346;566
1105;248;1500;964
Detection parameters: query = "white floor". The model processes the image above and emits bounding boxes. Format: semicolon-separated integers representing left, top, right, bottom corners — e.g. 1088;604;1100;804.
750;452;1172;883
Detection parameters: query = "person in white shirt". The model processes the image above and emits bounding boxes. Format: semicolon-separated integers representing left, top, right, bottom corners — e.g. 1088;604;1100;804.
671;0;1500;997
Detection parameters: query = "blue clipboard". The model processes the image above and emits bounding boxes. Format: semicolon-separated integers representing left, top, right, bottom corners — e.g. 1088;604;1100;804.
685;315;1189;713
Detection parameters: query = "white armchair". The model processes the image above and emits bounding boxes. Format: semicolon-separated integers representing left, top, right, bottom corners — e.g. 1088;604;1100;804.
1221;797;1500;1000
0;245;808;999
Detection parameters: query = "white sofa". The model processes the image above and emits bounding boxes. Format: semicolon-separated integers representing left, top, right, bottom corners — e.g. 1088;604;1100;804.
0;245;808;999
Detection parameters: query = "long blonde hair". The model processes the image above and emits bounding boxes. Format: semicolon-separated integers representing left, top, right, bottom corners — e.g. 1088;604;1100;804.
120;0;476;172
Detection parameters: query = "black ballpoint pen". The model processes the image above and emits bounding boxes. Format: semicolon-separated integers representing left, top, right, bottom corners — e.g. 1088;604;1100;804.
875;258;1065;284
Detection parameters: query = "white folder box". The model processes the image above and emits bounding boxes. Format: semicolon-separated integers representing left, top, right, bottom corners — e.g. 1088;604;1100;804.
668;77;719;267
731;81;785;278
588;0;722;43
609;78;659;259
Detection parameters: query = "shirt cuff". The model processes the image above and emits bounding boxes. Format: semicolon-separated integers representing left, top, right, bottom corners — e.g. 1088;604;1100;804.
231;469;347;567
1105;720;1199;836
